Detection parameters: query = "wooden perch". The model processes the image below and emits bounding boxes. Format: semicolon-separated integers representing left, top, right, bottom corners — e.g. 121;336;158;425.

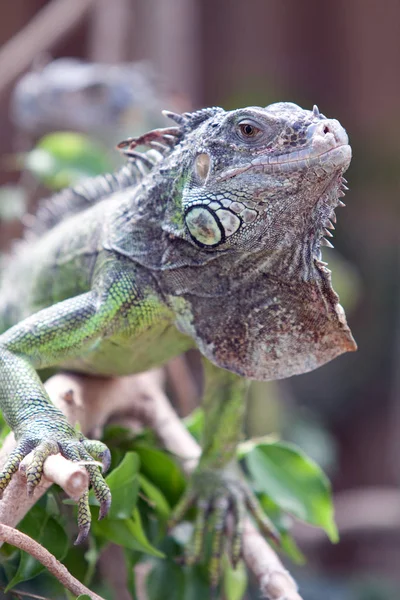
0;523;105;600
0;369;302;599
20;452;89;501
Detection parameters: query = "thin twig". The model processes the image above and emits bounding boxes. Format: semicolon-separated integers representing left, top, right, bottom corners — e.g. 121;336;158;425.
0;523;105;600
7;587;53;599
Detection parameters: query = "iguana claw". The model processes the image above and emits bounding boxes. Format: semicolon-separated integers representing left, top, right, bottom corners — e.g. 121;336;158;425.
75;491;91;545
0;418;112;545
168;468;279;588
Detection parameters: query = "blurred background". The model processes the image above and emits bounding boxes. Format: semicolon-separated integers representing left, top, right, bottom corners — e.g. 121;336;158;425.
0;1;399;598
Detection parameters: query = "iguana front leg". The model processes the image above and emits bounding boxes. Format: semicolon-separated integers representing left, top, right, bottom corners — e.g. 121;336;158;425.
169;358;278;585
0;260;153;543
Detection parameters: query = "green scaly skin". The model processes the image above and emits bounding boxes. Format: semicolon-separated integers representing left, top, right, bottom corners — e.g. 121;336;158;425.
0;102;356;583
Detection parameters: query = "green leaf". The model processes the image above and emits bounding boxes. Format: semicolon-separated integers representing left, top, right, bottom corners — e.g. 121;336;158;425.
184;408;204;441
102;451;140;519
223;559;247;600
5;505;68;591
258;494;305;564
76;596;91;599
134;445;186;505
139;473;171;519
280;532;306;565
45;491;61;519
244;440;338;541
147;559;185;600
183;564;212;600
128;507;165;557
24;132;111;189
145;543;211;600
82;536;99;587
102;424;157;462
92;508;164;558
103;424;136;447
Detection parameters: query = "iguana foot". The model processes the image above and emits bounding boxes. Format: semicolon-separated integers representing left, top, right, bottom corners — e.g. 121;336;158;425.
169;467;279;587
0;416;111;544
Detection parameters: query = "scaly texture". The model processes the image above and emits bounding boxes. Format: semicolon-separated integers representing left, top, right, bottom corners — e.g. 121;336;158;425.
0;102;356;584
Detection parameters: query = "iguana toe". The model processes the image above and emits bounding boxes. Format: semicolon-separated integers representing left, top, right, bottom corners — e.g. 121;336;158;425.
209;495;230;588
0;441;33;497
25;440;60;495
81;458;111;520
75;490;91;545
0;421;112;544
63;441;112;525
82;439;111;472
244;489;280;544
184;497;208;566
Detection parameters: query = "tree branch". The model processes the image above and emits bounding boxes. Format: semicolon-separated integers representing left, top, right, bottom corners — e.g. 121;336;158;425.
0;523;105;600
20;452;89;500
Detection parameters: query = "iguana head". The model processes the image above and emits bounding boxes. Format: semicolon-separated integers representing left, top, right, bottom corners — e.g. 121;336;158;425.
175;103;350;262
118;102;357;380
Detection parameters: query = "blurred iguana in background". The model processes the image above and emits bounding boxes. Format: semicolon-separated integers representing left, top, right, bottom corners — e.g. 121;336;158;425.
11;58;174;140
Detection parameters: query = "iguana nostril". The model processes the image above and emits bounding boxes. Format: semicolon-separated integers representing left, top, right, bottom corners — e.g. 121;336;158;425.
323;125;330;134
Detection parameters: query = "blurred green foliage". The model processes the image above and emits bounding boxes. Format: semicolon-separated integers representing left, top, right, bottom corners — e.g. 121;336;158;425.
23;132;113;189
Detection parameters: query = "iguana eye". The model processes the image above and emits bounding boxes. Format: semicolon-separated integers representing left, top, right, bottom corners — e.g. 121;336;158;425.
238;121;261;138
194;153;210;182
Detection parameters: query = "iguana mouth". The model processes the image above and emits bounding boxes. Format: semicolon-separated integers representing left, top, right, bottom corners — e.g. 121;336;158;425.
216;144;351;182
253;143;351;171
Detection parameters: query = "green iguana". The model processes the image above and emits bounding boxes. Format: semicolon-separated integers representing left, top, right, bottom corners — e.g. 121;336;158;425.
0;102;356;582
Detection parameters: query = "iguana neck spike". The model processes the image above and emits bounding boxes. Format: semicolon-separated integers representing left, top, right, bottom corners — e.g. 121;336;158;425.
117;108;223;159
161;109;187;126
182;107;224;129
313;104;320;117
163;107;224;130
